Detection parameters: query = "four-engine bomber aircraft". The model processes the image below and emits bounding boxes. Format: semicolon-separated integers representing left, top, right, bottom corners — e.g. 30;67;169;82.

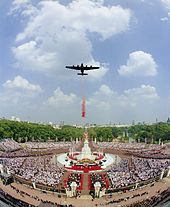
66;63;100;76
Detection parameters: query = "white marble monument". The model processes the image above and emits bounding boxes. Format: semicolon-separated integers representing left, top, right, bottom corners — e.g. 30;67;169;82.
79;138;92;160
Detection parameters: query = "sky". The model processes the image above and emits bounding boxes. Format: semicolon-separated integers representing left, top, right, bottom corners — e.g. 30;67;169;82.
0;0;170;125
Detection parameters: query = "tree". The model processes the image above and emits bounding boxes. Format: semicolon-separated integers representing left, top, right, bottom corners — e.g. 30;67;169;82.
0;127;4;139
112;127;120;138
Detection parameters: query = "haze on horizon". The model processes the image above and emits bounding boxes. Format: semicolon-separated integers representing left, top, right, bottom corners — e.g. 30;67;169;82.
0;0;170;125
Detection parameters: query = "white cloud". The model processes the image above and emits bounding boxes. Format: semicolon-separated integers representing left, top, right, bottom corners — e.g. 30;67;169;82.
162;0;170;9
11;0;133;79
68;0;132;40
3;75;42;93
0;83;161;124
0;76;42;113
13;0;29;4
118;51;158;77
160;17;169;21
97;84;114;96
87;84;117;110
85;84;160;123
124;84;159;103
10;0;38;17
88;84;159;109
85;62;109;80
46;87;78;107
0;91;23;105
161;1;170;17
12;41;56;73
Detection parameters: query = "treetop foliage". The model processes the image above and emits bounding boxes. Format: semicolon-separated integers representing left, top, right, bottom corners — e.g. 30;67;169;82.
0;119;169;143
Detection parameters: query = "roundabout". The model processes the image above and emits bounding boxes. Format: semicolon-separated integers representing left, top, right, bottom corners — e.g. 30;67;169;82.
57;152;120;173
56;133;121;173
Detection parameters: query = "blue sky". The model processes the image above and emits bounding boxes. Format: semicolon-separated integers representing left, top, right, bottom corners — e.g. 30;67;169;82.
0;0;170;125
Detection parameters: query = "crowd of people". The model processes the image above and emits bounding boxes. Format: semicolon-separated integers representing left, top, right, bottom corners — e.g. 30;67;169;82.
0;139;169;192
0;140;76;191
105;188;170;207
2;155;64;187
107;157;170;190
65;173;82;191
90;173;107;191
0;149;38;158
121;188;170;207
98;142;170;159
98;142;147;151
0;141;72;158
106;191;149;205
0;186;75;207
25;141;72;150
0;139;21;152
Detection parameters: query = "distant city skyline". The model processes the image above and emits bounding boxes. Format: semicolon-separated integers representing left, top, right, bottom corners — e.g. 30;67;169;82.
1;114;170;128
0;0;170;125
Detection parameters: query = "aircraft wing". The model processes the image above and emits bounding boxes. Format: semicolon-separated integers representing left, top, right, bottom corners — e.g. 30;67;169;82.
65;66;80;70
84;66;100;70
65;65;100;70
